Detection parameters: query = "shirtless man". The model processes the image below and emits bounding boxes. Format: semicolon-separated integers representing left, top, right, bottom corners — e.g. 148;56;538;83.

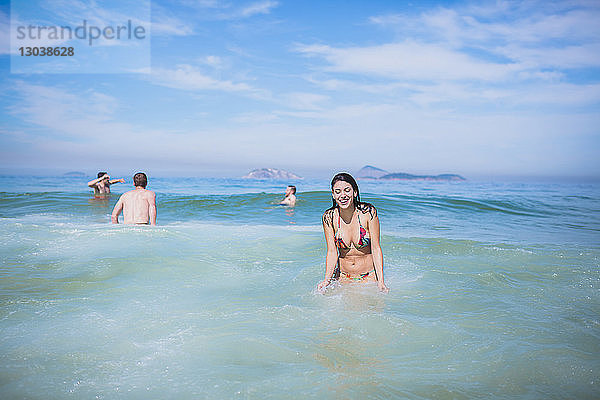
111;172;157;225
280;185;296;207
87;172;125;196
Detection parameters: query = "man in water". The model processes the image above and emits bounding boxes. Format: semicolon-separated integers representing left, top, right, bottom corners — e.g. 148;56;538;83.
111;172;157;225
280;185;297;207
87;172;125;196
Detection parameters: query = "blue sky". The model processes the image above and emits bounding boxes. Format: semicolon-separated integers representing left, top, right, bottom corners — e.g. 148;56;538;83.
0;0;599;179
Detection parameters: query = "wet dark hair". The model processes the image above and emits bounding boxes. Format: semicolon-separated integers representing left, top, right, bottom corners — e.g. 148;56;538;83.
133;172;147;188
97;171;108;178
323;172;376;226
288;185;296;194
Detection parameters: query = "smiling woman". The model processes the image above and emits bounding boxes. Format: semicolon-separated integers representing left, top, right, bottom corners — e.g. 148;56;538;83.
317;172;388;292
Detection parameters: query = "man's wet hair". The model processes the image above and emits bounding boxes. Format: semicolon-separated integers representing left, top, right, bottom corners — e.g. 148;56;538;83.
288;185;296;194
97;171;108;179
133;172;147;188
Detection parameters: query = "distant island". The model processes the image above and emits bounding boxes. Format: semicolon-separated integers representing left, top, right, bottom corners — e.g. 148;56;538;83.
356;165;465;181
243;168;303;180
63;171;86;177
355;165;388;179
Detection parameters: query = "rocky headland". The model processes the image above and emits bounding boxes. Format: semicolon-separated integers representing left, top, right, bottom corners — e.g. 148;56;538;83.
243;168;303;180
356;165;465;181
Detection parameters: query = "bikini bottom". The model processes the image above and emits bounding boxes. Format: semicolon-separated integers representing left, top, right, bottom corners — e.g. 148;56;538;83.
339;269;376;282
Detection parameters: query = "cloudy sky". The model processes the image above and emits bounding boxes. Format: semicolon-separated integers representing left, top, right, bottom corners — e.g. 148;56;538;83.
1;0;599;179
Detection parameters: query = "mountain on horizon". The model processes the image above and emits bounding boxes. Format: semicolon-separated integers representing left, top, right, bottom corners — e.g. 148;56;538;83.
380;172;465;181
63;171;86;177
356;165;465;181
242;168;303;180
356;165;388;179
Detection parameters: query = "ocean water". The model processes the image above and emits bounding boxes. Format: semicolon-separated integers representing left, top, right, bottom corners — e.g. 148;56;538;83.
0;175;599;399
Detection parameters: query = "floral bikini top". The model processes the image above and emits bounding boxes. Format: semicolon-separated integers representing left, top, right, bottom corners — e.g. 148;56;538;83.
334;210;371;250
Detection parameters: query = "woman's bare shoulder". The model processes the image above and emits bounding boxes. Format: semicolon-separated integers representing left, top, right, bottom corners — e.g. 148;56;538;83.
322;208;335;226
358;202;377;220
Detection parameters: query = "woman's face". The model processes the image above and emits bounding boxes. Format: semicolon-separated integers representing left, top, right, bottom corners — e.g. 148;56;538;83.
332;180;355;209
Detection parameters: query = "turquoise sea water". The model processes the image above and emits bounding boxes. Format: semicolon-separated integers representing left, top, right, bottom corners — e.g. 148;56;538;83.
1;175;599;399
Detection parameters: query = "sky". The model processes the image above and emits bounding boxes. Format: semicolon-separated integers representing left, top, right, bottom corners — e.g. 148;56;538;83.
0;0;599;180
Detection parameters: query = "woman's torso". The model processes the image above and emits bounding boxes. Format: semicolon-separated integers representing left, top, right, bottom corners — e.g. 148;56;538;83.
333;207;375;276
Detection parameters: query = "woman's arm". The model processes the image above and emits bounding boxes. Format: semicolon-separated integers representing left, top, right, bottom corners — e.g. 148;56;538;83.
368;209;389;292
109;178;125;185
317;211;338;291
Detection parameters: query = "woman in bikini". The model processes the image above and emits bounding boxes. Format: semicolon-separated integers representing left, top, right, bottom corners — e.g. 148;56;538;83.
317;173;389;292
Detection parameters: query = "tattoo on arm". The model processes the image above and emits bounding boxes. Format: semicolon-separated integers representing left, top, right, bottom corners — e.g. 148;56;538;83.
358;203;377;219
370;205;377;219
322;209;334;226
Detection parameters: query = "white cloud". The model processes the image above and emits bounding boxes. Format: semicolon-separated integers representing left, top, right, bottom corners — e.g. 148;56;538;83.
151;17;194;36
198;55;227;69
3;1;599;177
239;1;279;18
371;3;600;45
304;75;413;94
232;112;278;123
284;92;329;110
0;9;9;55
178;0;225;8
38;0;152;36
297;41;518;82
149;64;256;93
4;79;598;176
298;1;600;112
367;2;600;70
276;102;397;121
186;0;280;20
469;5;600;43
499;43;600;70
4;81;237;168
151;3;195;36
510;82;600;107
8;81;132;141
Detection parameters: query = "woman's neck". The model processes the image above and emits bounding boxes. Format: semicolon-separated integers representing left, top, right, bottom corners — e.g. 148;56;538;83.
339;204;355;222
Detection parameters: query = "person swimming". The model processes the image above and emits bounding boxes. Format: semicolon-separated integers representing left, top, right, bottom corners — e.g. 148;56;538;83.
280;185;297;207
87;172;125;196
317;173;388;292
